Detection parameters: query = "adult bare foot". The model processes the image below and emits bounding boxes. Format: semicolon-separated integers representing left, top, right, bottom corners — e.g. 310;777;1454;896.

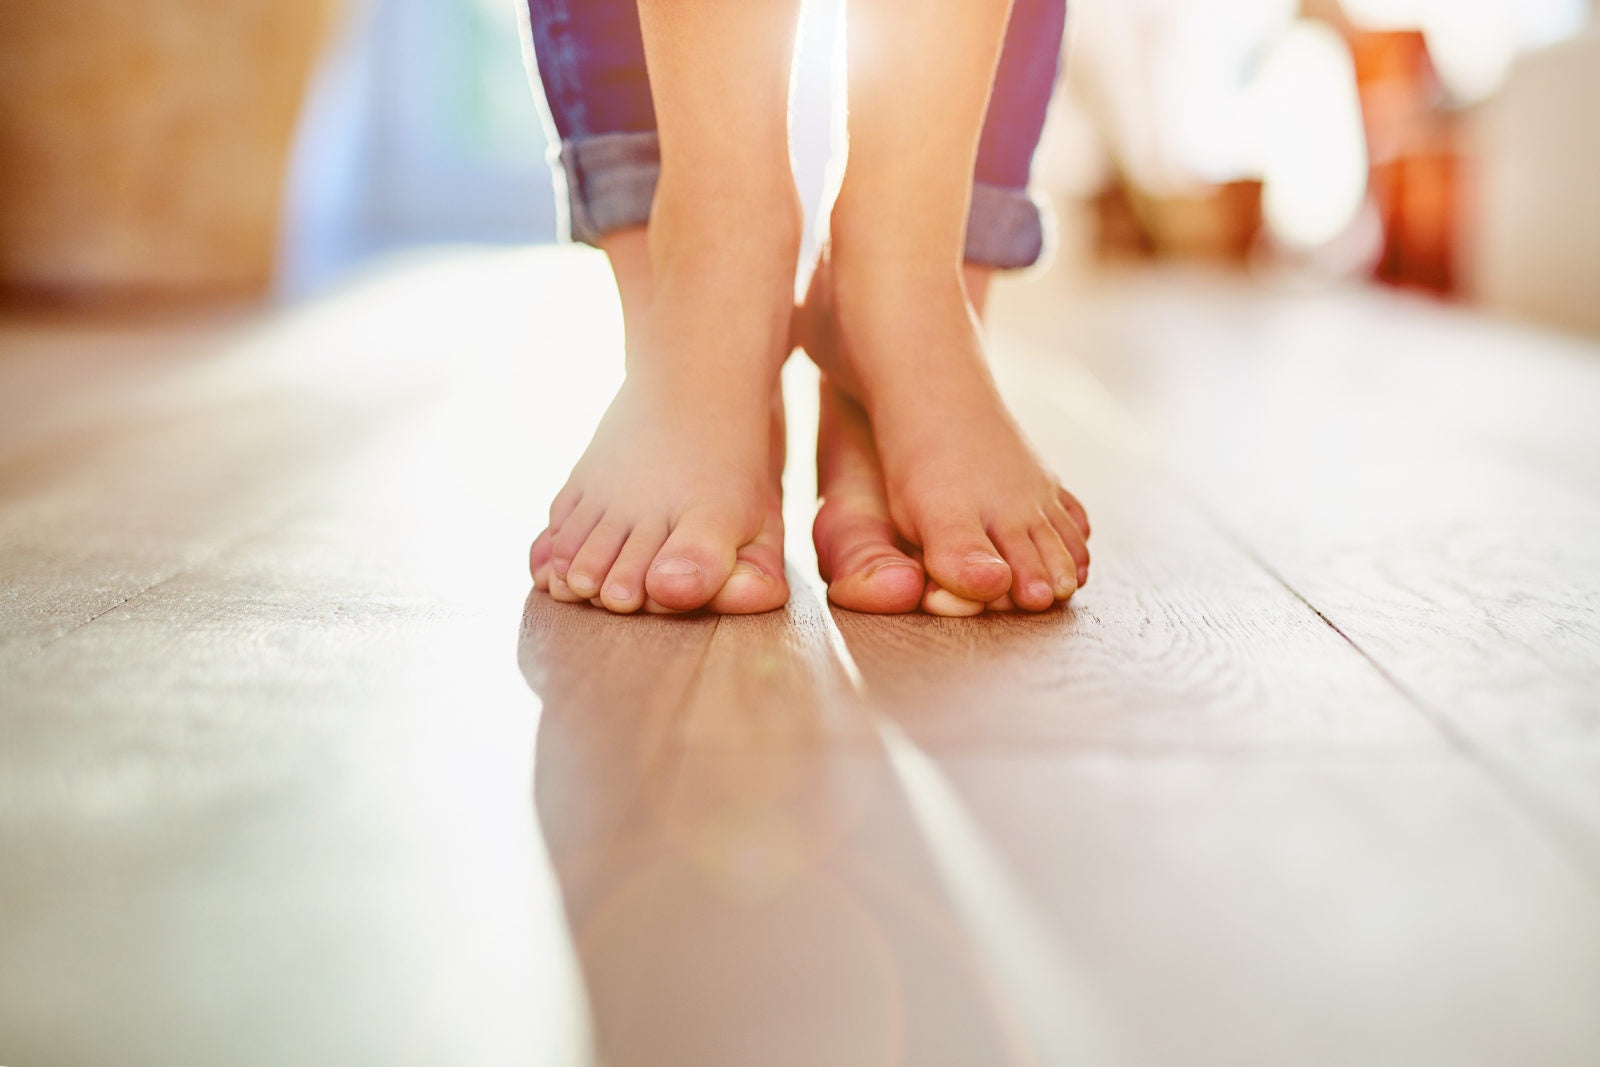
802;236;1090;614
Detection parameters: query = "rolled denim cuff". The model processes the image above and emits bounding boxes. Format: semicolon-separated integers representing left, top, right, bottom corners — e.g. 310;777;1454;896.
964;182;1051;270
552;130;660;247
553;134;1050;270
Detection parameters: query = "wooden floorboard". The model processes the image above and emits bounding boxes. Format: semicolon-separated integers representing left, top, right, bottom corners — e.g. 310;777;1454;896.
988;268;1600;879
2;247;1598;1066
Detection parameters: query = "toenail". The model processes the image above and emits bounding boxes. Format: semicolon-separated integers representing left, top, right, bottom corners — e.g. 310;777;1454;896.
652;557;700;577
866;557;918;575
568;571;594;591
1055;573;1078;597
604;583;632;602
1028;581;1053;603
964;551;1006;567
730;561;765;579
1077;566;1089;585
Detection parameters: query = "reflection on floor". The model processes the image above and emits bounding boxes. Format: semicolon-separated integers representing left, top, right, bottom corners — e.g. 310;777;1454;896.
2;247;1598;1066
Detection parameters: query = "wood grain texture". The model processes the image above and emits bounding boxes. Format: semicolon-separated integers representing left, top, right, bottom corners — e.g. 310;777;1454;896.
989;267;1600;877
3;247;1598;1067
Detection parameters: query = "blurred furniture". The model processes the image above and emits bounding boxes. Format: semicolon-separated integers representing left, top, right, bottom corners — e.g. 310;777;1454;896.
0;0;337;303
1462;30;1600;335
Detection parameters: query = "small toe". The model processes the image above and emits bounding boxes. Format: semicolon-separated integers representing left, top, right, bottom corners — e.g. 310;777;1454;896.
597;522;668;614
1058;487;1091;540
547;569;588;604
548;484;584;529
566;518;631;600
530;528;553;589
551;503;604;579
1032;523;1079;601
1048;505;1091;588
994;526;1055;612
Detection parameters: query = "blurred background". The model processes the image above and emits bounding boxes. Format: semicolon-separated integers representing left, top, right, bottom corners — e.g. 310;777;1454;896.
0;0;1595;333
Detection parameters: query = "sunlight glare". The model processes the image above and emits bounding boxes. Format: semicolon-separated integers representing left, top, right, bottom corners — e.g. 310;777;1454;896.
1251;20;1369;251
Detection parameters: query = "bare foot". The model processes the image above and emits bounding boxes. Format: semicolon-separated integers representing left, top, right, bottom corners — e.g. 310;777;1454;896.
529;209;798;615
530;396;789;615
800;237;1090;614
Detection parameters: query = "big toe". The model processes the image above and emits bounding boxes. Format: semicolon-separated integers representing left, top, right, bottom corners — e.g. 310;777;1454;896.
708;539;789;615
831;554;924;614
645;509;743;612
815;505;923;614
919;518;1013;603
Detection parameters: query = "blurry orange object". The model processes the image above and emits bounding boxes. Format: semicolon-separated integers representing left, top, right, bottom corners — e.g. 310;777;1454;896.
0;0;337;305
1345;28;1462;295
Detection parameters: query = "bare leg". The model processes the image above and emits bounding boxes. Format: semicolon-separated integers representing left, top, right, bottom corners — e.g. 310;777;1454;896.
808;0;1090;613
530;1;803;614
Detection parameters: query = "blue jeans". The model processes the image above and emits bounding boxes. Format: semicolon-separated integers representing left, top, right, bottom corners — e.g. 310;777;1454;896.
525;0;1067;269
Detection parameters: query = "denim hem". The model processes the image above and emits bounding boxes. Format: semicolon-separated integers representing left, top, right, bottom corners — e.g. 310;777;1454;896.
964;182;1050;270
553;130;661;247
552;135;1049;269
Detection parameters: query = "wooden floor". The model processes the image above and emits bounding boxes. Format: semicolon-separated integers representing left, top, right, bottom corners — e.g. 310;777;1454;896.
2;247;1598;1066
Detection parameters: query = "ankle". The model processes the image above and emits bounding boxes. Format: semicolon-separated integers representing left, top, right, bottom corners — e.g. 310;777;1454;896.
827;182;969;276
650;174;803;273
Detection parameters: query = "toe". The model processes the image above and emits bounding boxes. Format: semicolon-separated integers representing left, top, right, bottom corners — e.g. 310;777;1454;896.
831;555;924;613
597;522;668;614
548;484;584;532
530;528;553;589
919;515;1012;603
708;558;789;614
566;518;631;600
815;504;923;614
922;578;985;617
551;504;604;579
709;512;789;615
1032;522;1080;601
645;506;744;612
994;526;1055;612
1059;487;1091;540
1048;504;1091;588
547;569;588;604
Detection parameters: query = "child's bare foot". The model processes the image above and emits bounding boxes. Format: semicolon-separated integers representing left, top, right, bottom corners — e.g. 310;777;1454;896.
801;233;1090;614
529;204;798;615
530;400;789;615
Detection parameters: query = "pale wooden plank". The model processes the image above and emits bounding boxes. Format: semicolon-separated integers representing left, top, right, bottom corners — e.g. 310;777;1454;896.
536;582;1038;1066
929;751;1600;1067
835;367;1440;756
0;248;634;1067
991;268;1600;871
0;248;623;657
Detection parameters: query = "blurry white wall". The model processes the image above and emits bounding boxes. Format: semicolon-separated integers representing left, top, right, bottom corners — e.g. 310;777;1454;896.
1463;29;1600;335
280;0;558;296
